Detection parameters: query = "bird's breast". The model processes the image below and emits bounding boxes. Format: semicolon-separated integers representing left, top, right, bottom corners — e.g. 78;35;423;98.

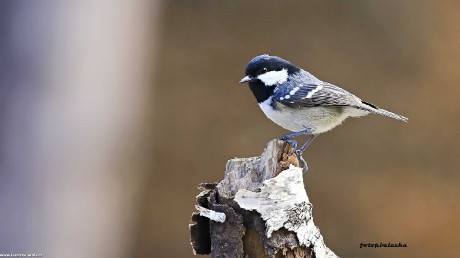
258;98;349;134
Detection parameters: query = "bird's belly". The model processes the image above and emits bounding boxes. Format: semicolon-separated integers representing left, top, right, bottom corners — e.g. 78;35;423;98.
259;100;348;134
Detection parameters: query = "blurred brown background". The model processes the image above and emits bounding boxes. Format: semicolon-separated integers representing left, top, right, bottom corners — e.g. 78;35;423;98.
1;1;460;258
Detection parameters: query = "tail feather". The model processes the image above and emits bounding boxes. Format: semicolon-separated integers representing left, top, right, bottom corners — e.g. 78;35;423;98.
356;101;408;122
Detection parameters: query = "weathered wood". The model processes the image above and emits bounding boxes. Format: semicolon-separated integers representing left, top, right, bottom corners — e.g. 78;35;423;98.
189;139;338;258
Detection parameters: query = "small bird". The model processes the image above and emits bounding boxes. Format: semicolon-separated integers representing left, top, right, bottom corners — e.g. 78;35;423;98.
239;54;407;153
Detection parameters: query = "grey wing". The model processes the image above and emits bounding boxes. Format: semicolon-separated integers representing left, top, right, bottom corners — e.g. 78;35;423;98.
274;82;362;108
274;82;409;122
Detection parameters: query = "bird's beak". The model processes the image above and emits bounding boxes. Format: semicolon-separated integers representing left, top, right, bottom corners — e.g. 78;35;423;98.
239;76;255;84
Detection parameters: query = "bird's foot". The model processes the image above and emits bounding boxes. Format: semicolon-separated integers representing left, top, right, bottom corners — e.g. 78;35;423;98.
295;150;308;173
279;137;309;173
284;139;298;150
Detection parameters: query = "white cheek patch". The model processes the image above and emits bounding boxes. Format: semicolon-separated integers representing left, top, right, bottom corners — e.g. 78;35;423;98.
257;69;288;86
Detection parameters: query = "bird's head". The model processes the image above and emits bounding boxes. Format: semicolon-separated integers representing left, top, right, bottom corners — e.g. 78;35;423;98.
239;54;300;87
239;54;300;103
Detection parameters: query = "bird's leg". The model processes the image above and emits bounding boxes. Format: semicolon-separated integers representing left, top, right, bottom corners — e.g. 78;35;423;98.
298;135;318;153
280;129;313;140
280;129;313;151
280;129;314;173
293;135;317;174
295;150;309;173
285;139;298;150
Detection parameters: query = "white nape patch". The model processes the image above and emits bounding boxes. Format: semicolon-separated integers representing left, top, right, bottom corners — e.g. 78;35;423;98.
257;69;288;86
290;87;300;95
284;95;290;99
303;84;323;99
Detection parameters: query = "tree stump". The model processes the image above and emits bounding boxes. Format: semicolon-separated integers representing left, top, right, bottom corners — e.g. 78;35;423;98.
189;139;339;258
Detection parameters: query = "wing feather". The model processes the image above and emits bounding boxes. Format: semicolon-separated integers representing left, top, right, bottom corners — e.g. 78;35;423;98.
274;82;361;108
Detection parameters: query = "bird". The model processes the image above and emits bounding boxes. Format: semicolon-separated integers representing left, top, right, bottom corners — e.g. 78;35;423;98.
239;54;408;153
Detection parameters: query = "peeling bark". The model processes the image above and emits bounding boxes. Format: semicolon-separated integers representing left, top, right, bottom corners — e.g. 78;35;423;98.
189;139;339;258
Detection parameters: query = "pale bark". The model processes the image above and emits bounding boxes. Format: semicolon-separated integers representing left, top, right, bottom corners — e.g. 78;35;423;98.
190;139;339;258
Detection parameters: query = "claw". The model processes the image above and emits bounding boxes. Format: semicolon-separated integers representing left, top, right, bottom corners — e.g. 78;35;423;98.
285;139;298;150
295;150;308;173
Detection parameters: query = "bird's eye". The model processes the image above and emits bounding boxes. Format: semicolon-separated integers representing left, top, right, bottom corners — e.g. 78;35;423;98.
258;68;267;75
